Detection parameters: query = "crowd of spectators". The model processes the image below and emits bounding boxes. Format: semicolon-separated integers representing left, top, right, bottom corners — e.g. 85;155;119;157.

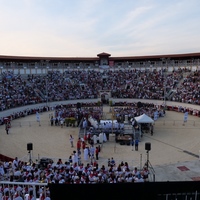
0;151;149;199
110;69;181;99
1;68;200;127
0;155;149;185
0;103;103;128
1;68;199;112
53;103;103;125
112;102;160;121
0;71;43;111
0;158;51;200
172;70;200;104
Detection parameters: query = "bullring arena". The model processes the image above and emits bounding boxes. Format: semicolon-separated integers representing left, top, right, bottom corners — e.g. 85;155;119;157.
1;52;200;199
1;101;200;181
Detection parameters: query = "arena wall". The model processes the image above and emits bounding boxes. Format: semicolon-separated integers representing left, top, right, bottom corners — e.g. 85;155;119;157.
1;98;200;118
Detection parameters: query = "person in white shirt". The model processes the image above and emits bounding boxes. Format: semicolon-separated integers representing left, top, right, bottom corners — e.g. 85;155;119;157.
24;190;34;200
69;135;74;147
0;164;5;176
13;192;23;200
72;151;78;164
92;134;97;144
12;157;19;170
84;147;89;161
82;118;87;134
103;133;107;142
3;161;10;174
89;146;95;158
60;118;64;128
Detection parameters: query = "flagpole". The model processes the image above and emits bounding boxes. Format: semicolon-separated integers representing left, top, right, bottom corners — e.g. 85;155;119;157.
46;67;49;107
46;77;48;106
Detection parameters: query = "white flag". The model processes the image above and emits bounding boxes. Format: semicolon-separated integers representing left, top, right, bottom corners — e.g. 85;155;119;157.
36;112;40;122
183;112;188;122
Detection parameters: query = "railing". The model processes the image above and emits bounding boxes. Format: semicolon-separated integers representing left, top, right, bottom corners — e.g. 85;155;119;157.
34;88;46;100
155;120;200;127
0;181;48;200
157;191;200;200
11;117;198;129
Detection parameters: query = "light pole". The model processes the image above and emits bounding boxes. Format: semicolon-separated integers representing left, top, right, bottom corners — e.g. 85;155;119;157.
161;58;166;105
146;150;149;169
161;58;170;106
0;66;3;74
46;67;49;106
148;61;152;72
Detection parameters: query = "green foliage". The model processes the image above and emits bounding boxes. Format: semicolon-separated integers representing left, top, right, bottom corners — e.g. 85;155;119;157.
65;117;76;127
97;101;101;106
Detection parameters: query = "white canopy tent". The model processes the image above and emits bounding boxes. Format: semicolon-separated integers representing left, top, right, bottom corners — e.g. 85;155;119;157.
135;114;154;124
133;114;154;139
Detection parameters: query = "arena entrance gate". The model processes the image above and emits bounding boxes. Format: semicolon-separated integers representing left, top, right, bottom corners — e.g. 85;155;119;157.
99;91;111;104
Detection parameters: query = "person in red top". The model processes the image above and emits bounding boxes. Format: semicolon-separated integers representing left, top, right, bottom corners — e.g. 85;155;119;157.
2;191;9;200
82;141;86;151
84;134;87;143
40;193;46;200
77;138;81;153
13;192;23;200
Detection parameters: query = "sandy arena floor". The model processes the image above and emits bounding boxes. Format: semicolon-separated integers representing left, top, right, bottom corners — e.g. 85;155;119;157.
1;106;200;181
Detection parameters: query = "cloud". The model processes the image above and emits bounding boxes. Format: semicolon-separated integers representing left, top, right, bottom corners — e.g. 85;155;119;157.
0;0;200;57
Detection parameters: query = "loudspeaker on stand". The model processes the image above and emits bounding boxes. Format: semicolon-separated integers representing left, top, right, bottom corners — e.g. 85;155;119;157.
145;142;151;151
27;143;33;151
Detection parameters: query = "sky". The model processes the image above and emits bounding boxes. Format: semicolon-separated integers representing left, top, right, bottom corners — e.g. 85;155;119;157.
0;0;200;57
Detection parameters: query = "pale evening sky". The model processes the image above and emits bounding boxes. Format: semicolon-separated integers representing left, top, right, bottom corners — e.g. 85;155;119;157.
0;0;199;57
